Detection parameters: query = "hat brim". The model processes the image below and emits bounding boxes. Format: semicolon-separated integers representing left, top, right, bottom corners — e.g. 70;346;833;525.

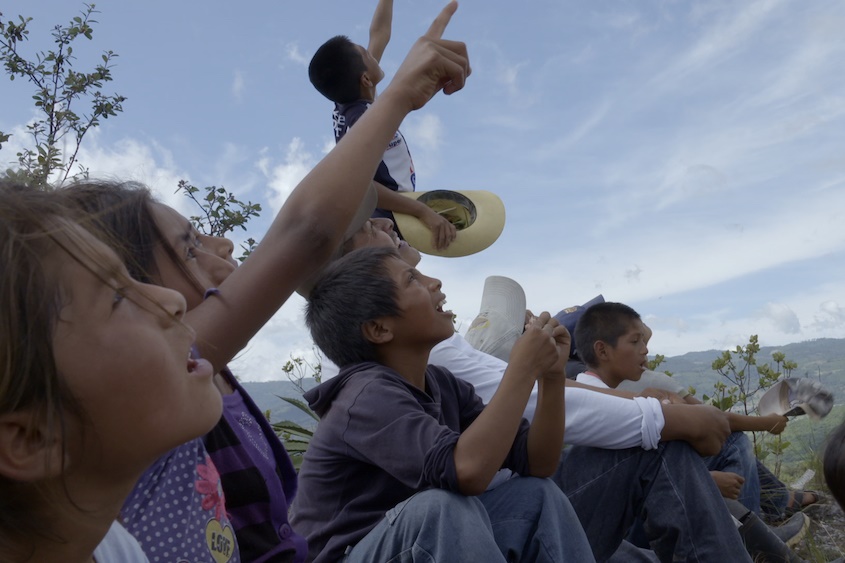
393;190;505;257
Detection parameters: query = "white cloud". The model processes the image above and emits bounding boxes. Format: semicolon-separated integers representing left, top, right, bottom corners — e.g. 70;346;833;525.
407;114;443;152
811;301;845;330
654;0;784;86
262;137;317;213
232;70;245;102
497;61;529;99
74;134;190;211
285;42;310;66
758;302;801;334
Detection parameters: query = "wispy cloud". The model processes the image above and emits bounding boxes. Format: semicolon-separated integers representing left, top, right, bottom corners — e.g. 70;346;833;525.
285;42;310;66
652;0;784;87
261;137;316;213
232;70;246;102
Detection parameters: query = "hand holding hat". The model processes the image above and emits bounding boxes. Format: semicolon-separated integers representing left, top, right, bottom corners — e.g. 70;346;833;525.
393;189;505;257
758;377;834;420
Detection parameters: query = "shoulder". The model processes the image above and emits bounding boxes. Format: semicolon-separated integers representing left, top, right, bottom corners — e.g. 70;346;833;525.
327;364;418;410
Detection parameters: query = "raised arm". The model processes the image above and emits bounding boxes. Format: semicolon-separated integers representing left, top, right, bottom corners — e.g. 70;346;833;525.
368;0;394;62
189;2;469;371
525;322;568;476
452;313;562;495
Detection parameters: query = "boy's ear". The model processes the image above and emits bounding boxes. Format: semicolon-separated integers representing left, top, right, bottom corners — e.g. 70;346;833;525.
362;317;394;345
0;411;64;482
594;340;611;362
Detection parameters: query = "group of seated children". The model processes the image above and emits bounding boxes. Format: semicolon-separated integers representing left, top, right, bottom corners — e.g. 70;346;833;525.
2;0;843;562
312;214;845;563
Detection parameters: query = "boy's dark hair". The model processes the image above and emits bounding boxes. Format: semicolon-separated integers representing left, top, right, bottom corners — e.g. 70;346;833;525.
574;302;641;368
823;421;845;511
306;246;401;367
308;35;367;104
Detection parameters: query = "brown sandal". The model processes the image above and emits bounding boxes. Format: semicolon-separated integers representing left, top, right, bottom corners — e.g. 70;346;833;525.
785;490;820;516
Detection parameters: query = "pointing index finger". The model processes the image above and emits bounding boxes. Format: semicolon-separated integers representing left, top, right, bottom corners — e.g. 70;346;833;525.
425;1;458;40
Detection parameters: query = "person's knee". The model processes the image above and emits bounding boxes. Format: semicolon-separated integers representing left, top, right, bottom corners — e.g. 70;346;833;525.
397;489;486;525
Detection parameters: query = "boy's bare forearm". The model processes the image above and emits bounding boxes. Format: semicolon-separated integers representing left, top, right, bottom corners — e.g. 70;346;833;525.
454;363;536;495
374;182;427;215
726;412;787;434
526;377;565;477
368;0;394;61
453;314;563;494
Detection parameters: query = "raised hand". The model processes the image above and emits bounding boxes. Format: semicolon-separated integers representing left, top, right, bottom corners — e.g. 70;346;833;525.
509;312;562;382
382;1;471;112
542;319;571;382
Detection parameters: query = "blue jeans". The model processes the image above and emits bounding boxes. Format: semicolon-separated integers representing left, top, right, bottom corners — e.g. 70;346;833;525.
554;440;752;563
703;431;761;514
344;477;594;562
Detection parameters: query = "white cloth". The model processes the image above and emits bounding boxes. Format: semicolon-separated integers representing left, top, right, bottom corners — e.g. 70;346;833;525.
93;521;149;562
618;369;690;398
575;372;610;388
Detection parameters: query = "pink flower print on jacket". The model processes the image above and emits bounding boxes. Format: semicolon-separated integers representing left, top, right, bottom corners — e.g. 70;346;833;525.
195;455;227;521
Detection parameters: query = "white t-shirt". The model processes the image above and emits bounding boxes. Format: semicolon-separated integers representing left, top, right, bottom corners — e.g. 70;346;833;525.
93;521;149;563
322;333;665;450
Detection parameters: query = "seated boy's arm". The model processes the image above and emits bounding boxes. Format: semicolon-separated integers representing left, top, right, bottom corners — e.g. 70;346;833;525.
375;182;457;250
453;313;561;495
368;0;393;62
726;412;788;434
525;323;569;477
187;4;469;371
660;403;730;456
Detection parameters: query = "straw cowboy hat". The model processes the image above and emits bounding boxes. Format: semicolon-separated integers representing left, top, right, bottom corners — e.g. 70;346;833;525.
393;190;506;257
758;377;834;421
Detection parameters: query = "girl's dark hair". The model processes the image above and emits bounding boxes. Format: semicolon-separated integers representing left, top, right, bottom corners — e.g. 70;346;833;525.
306;247;401;367
0;182;86;555
823;421;845;511
60;180;203;294
574;302;642;368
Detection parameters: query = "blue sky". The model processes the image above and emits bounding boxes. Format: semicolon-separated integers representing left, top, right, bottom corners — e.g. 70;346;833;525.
3;0;845;381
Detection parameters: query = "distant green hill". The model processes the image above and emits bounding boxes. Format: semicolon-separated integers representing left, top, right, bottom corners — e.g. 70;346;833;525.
655;337;845;404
